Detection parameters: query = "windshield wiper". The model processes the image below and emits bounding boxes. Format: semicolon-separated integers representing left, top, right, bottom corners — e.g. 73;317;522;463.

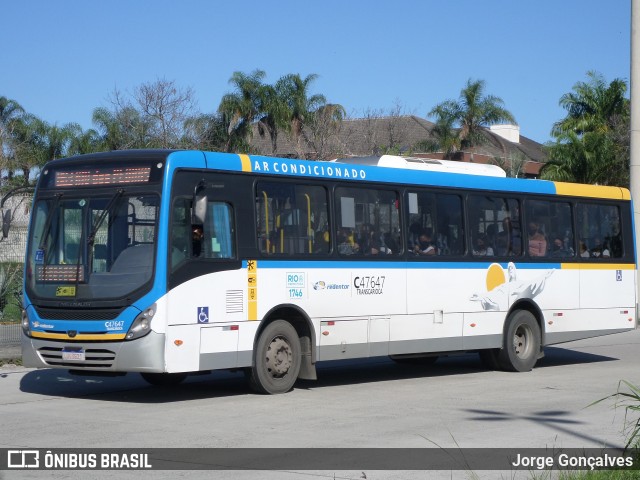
86;187;125;276
87;188;124;247
38;193;63;251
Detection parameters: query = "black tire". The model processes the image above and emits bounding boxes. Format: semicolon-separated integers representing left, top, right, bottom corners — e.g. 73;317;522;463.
498;310;541;372
478;349;501;370
389;354;438;366
249;320;301;394
141;372;188;386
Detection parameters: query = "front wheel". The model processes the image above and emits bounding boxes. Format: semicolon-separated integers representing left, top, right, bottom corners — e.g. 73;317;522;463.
249;320;301;394
498;310;541;372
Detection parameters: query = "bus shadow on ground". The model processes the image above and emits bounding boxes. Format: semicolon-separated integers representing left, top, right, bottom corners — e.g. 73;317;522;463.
18;347;614;403
302;346;616;390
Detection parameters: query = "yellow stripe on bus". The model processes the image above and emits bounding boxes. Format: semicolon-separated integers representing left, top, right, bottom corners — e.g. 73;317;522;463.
31;332;127;341
247;259;258;320
561;263;636;270
554;182;631;200
239;154;252;172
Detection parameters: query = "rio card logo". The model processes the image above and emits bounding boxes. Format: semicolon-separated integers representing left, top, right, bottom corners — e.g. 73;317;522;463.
286;272;305;299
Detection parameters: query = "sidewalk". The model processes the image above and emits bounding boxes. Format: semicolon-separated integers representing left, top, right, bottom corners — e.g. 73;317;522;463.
0;344;21;361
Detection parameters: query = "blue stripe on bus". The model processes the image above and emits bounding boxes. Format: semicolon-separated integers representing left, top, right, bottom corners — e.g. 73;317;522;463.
193;152;559;196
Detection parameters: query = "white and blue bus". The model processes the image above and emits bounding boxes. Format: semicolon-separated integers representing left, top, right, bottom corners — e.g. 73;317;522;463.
21;150;637;394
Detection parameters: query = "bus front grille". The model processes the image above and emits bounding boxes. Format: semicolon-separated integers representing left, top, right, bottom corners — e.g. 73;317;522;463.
34;307;124;320
37;347;116;368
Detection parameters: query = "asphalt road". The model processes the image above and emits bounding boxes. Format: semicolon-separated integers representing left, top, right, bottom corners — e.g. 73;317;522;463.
1;328;640;480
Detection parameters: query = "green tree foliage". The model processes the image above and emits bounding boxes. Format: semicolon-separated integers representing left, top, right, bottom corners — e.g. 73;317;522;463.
276;73;327;157
218;70;342;157
7;113;80;185
218;70;268;152
428;79;516;156
542;71;630;187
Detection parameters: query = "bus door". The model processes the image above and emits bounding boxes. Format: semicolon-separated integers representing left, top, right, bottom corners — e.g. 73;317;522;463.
166;172;246;372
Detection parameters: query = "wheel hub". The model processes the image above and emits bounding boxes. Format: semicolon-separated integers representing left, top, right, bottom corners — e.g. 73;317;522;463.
265;336;292;377
513;326;530;358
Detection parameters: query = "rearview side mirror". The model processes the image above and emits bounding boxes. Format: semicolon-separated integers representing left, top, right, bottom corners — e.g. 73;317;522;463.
192;180;207;225
2;209;12;238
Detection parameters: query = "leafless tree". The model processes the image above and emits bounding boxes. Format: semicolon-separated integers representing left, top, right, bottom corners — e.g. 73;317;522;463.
302;104;346;160
133;79;197;148
99;79;197;149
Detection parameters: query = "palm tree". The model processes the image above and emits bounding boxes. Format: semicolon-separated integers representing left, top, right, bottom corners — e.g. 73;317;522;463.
7;114;45;184
12;118;81;182
183;113;240;151
429;79;516;157
543;72;630;187
415;110;461;159
67;128;102;156
93;106;151;150
552;71;628;137
277;73;327;158
218;70;267;152
0;97;26;182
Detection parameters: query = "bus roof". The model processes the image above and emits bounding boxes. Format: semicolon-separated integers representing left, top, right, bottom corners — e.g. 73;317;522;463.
332;155;507;177
41;150;632;201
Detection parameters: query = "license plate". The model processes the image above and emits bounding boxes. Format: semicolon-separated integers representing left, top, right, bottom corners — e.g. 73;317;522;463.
62;348;85;361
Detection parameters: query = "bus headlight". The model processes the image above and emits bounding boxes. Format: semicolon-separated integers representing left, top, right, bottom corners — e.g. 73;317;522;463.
21;309;31;337
125;304;156;341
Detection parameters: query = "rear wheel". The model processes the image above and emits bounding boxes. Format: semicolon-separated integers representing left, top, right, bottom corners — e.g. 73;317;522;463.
141;372;188;386
249;320;301;394
498;310;541;372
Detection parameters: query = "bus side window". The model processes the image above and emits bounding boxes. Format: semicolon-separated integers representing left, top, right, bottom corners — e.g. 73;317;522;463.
526;199;573;259
202;202;236;259
577;203;622;259
468;195;519;258
336;187;400;257
407;191;463;257
256;182;330;256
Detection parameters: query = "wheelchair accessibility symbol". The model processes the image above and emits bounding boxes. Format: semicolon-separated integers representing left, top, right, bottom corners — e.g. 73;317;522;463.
198;306;209;323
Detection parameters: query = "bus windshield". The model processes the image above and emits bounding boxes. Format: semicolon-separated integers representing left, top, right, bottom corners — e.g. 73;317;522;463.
26;192;159;302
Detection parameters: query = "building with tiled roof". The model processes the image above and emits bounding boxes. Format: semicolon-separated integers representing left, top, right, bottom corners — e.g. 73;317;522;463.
249;115;547;178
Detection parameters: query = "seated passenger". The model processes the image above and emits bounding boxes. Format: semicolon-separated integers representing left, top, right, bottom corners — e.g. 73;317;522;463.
414;230;437;255
472;235;494;256
579;241;590;258
337;229;359;255
527;222;547;257
367;237;391;255
551;237;572;257
590;238;610;258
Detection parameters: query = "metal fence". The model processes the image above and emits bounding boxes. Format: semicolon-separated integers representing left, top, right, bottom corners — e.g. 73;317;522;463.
0;187;33;349
0;324;21;347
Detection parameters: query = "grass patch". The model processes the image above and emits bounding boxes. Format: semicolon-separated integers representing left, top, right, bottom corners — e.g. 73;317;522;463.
0;357;22;367
1;303;21;323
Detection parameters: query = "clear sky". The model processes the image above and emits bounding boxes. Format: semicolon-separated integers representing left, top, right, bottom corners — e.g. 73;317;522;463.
1;0;631;145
